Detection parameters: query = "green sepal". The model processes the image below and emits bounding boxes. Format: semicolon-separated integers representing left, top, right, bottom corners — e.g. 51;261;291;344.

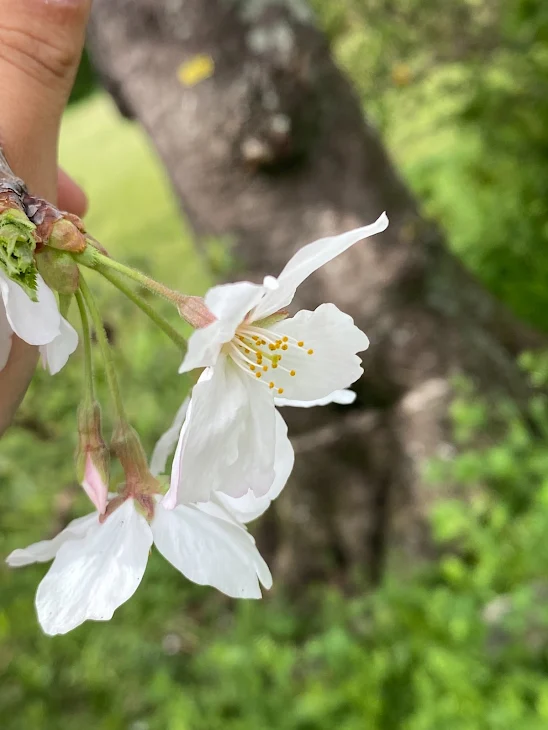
252;311;289;328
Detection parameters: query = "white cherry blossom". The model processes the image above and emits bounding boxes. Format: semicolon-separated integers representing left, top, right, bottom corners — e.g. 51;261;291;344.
0;270;77;374
155;395;295;519
6;430;290;637
6;494;273;635
167;213;388;506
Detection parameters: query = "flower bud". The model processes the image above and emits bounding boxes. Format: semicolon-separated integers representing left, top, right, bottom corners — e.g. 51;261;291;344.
0;204;38;300
36;248;79;294
74;243;100;269
177;295;216;328
76;401;110;514
112;423;150;483
47;218;87;254
112;423;161;499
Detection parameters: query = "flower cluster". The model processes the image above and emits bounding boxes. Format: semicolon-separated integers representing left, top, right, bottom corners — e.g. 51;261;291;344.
1;163;388;635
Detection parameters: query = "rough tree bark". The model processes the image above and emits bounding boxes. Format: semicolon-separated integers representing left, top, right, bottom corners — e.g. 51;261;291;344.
87;0;540;585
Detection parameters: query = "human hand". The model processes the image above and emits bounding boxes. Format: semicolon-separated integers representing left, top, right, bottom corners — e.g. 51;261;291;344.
0;0;91;435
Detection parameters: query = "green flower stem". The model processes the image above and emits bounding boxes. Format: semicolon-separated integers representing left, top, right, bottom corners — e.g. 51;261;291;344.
75;289;95;407
92;252;183;305
96;264;187;354
78;273;128;428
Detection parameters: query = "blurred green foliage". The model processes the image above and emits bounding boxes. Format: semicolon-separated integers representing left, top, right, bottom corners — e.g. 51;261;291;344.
5;353;548;728
69;51;97;106
313;0;548;330
3;0;548;727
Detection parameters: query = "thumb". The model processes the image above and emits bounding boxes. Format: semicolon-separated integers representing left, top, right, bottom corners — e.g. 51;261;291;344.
0;0;90;436
0;0;91;199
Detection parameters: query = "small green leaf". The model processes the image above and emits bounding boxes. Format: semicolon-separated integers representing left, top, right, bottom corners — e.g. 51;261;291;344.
0;208;38;300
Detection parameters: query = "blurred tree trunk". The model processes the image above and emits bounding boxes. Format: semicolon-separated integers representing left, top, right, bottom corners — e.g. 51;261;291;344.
87;0;539;585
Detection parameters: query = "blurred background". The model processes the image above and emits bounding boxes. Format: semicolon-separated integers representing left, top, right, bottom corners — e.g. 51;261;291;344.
2;0;548;727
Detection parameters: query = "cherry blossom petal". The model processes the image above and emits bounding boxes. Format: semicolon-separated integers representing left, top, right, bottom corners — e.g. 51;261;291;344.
217;410;294;523
0;301;12;371
150;397;190;477
6;512;98;567
39;316;78;374
179;282;266;373
251;213;388;320
275;389;356;408
151;501;272;598
35;499;152;636
0;272;61;346
259;303;368;401
165;358;276;508
82;454;108;514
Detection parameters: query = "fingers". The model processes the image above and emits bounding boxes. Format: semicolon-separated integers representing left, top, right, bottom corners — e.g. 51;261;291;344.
0;0;92;198
0;0;91;435
58;167;88;217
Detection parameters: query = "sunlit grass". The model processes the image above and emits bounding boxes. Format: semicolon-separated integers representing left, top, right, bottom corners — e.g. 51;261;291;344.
59;92;210;295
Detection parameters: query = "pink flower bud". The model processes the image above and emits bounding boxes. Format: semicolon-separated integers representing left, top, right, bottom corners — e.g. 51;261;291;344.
82;453;108;514
177;295;216;329
76;401;110;513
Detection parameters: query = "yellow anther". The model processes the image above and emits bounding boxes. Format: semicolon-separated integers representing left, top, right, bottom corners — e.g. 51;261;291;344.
269;344;276;351
290;370;296;376
307;349;314;355
244;348;250;354
298;341;304;347
277;388;284;394
281;344;288;351
250;365;256;371
262;365;268;372
252;335;259;341
269;382;275;389
261;339;267;345
256;372;262;378
272;363;278;369
282;336;288;343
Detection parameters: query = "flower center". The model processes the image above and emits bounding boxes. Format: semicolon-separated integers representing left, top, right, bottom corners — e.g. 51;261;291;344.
228;323;314;394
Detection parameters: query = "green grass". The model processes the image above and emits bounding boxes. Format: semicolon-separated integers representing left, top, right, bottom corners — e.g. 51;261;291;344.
59;93;210;294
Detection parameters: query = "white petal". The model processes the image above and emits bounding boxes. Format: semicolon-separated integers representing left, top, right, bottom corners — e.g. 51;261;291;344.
165;363;248;506
0;300;13;371
165;359;276;507
39;316;78;374
6;512;98;567
262;303;368;401
217;410;294;523
275;388;356;408
35;499;152;636
152;501;272;598
179;282;266;373
0;272;61;346
150;397;190;477
251;213;388;320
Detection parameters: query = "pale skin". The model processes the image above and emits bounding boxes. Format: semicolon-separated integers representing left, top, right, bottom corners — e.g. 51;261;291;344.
0;0;92;435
